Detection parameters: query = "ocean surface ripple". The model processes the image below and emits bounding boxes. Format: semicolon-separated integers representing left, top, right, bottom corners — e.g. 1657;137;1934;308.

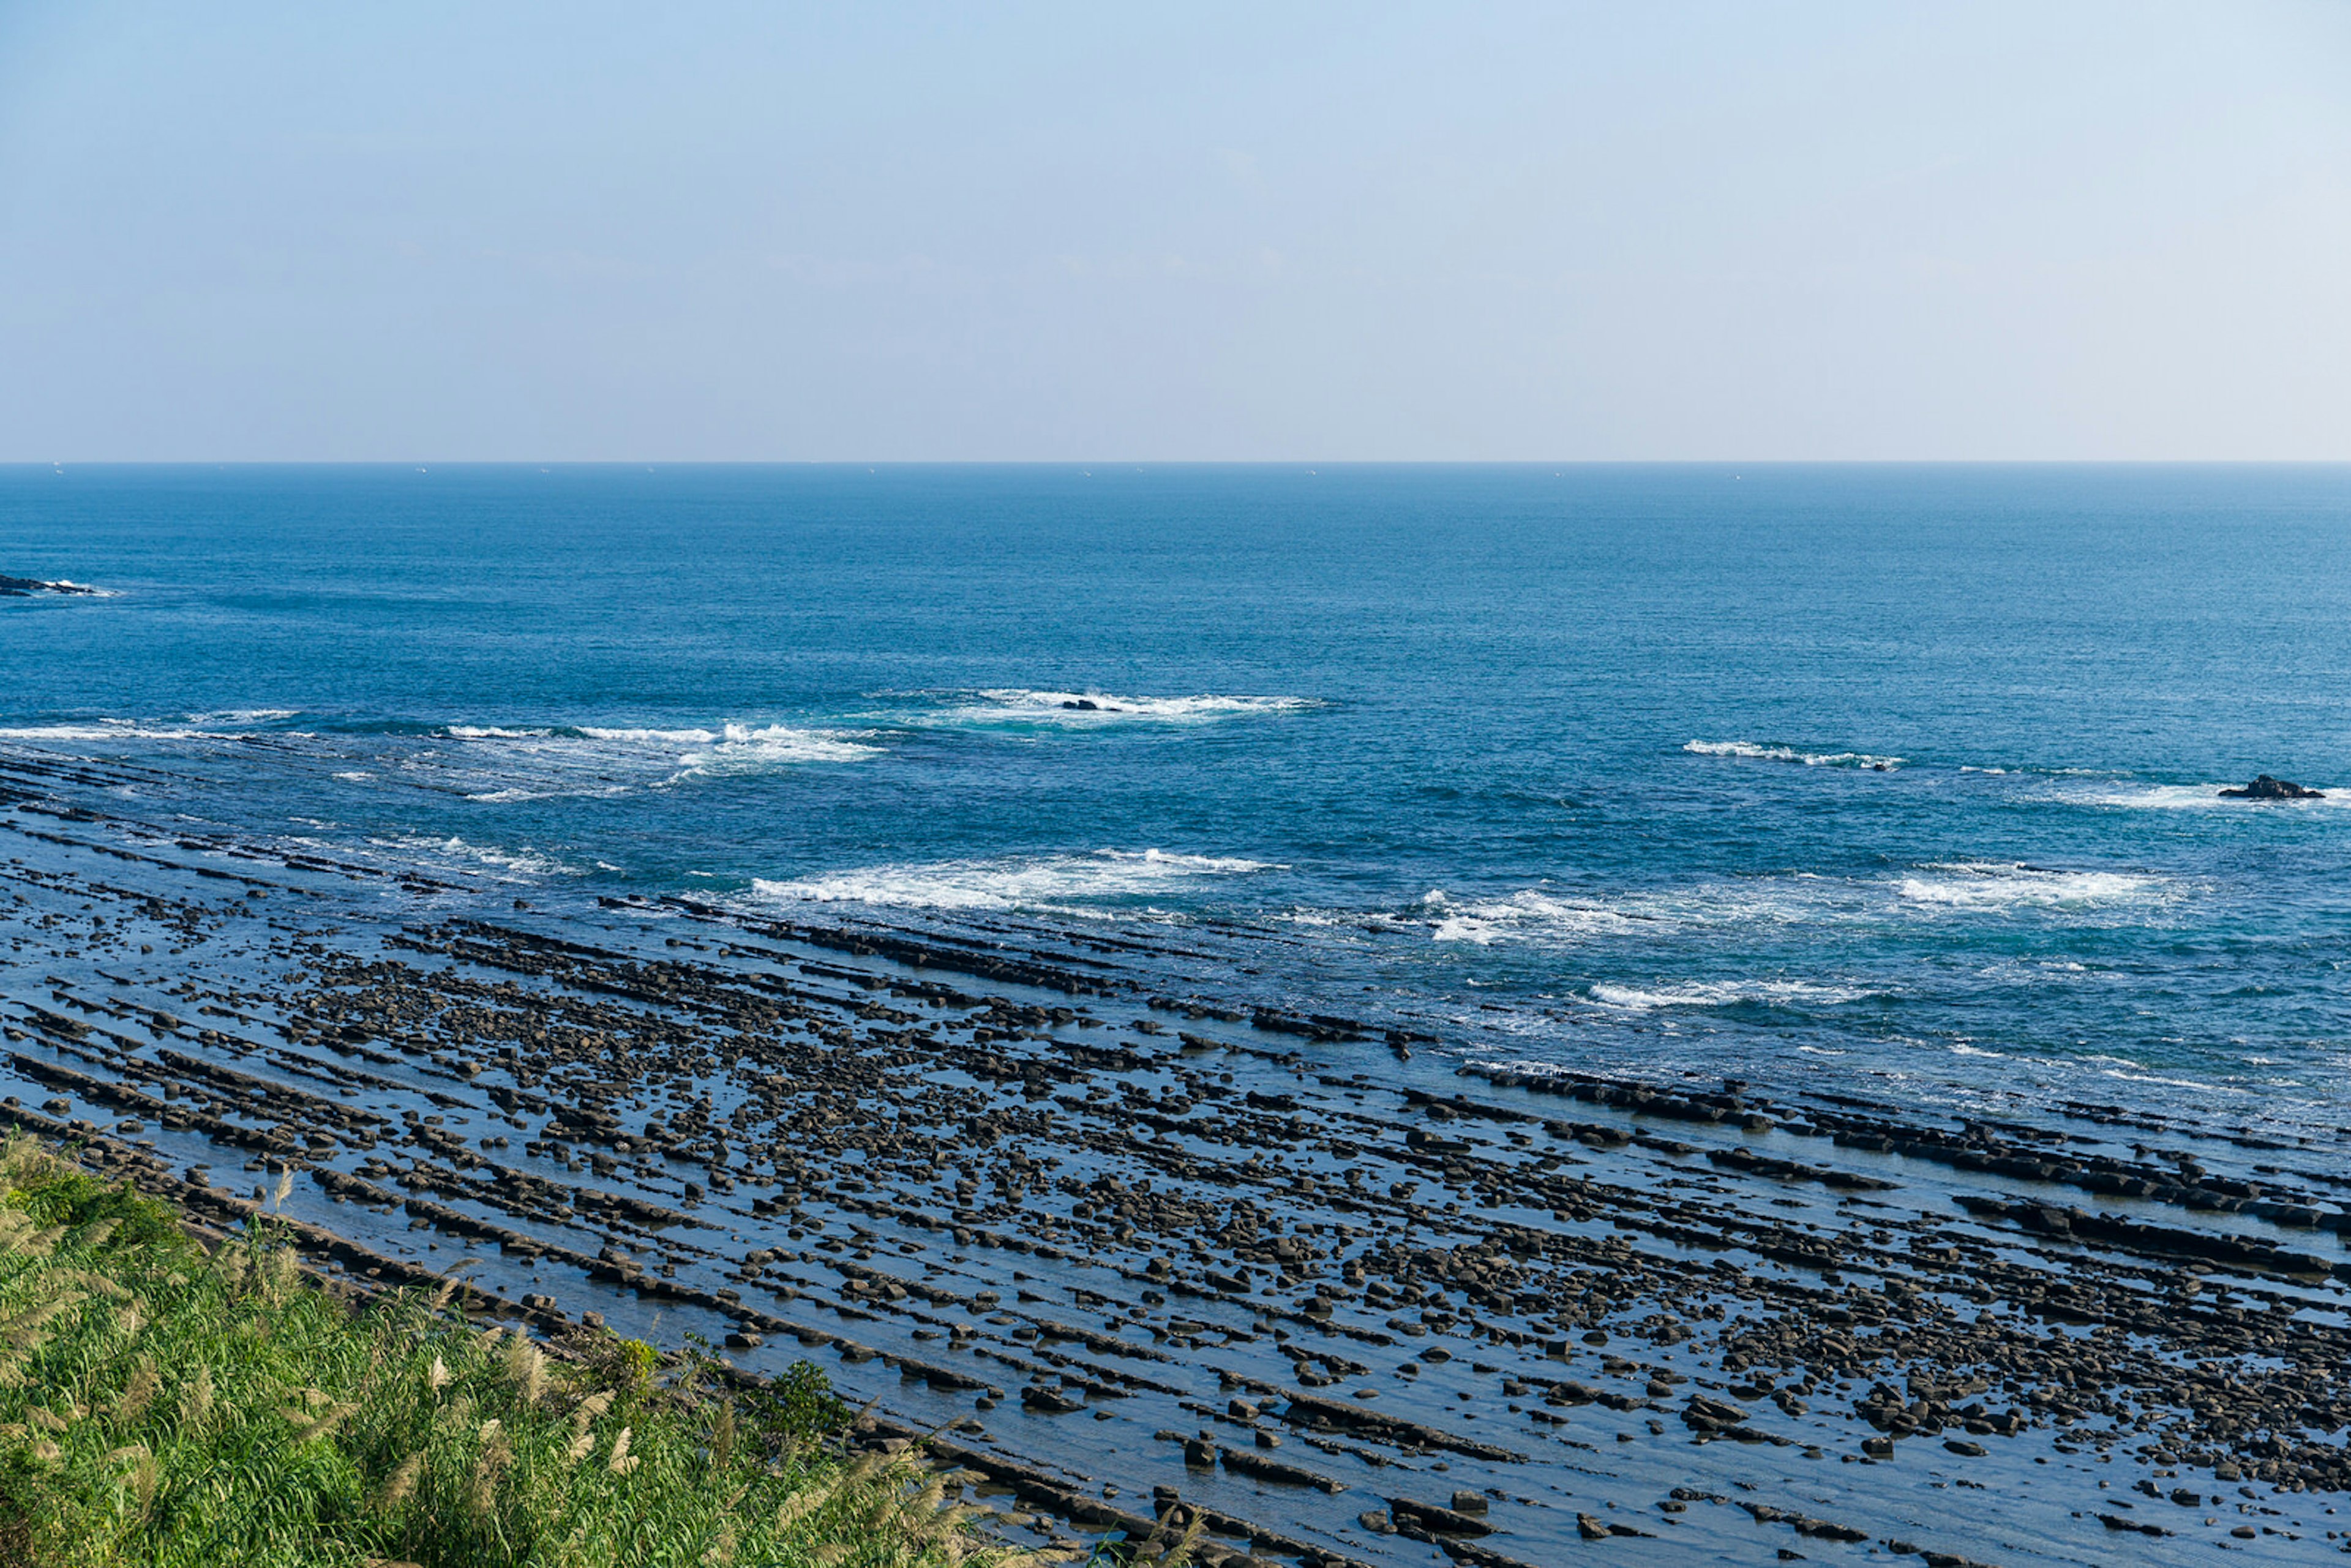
6;462;2350;1132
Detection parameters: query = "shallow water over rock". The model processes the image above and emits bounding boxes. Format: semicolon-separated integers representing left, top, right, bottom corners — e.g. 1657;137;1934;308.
4;764;2348;1565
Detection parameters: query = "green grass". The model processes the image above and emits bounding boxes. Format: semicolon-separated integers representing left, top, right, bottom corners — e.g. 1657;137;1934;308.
0;1135;1047;1568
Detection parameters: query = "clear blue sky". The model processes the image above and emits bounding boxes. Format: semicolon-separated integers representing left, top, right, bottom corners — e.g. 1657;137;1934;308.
2;2;2347;460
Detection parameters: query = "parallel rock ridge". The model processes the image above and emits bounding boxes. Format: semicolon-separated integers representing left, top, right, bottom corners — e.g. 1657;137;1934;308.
1;750;2349;1563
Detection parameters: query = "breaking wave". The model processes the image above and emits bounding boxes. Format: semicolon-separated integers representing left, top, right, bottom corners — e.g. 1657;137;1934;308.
0;719;280;743
367;834;583;880
1894;861;2169;912
1425;860;2178;948
437;721;880;798
749;847;1275;915
1421;889;1661;945
1586;978;1873;1011
901;689;1319;727
1685;740;1903;770
2061;781;2350;811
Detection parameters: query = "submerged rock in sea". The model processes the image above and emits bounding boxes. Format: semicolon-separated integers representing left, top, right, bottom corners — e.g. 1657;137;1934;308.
2218;774;2325;800
0;575;97;597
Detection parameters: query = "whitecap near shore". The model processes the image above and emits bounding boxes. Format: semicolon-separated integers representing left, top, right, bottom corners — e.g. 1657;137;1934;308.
749;847;1276;916
1894;860;2170;912
2062;779;2351;811
364;833;583;880
435;721;881;798
0;718;291;743
1423;859;2180;949
1586;978;1874;1011
0;712;882;801
1685;738;1904;769
892;689;1320;728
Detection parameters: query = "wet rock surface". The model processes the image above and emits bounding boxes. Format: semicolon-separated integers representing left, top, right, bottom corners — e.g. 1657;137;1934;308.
0;576;97;598
3;752;2351;1563
2218;775;2325;800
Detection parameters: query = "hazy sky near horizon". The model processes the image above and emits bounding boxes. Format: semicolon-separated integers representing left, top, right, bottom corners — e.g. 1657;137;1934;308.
2;3;2349;461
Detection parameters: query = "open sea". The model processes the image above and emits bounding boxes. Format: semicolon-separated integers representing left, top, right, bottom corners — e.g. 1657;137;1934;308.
7;462;2350;1135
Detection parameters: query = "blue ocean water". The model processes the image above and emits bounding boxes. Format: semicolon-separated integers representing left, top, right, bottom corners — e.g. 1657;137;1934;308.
6;463;2350;1128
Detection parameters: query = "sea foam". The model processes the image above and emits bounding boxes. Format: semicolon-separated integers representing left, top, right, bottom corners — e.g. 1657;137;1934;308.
906;689;1319;727
2067;781;2351;811
439;719;880;798
1894;861;2166;912
369;834;582;880
1422;889;1657;945
1586;978;1872;1011
1685;740;1904;769
751;847;1272;915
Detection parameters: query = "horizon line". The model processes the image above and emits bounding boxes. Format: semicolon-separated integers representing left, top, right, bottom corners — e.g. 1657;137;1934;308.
9;457;2351;470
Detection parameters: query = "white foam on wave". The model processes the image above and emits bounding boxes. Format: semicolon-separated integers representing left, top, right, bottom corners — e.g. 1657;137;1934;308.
186;708;299;724
0;720;257;743
670;724;882;772
1422;879;1837;946
1422;889;1658;945
370;834;582;880
1425;858;2180;951
2102;1068;2248;1094
2068;781;2351;811
1685;739;1904;769
1895;861;2167;912
447;722;877;763
1586;978;1872;1011
437;719;880;799
751;847;1273;915
907;689;1319;727
464;785;635;803
574;726;724;743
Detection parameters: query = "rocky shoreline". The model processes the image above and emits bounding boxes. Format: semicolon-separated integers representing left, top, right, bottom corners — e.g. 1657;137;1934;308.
2;748;2348;1564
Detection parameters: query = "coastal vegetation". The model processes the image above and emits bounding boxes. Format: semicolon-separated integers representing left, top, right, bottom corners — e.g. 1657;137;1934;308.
0;1135;1030;1568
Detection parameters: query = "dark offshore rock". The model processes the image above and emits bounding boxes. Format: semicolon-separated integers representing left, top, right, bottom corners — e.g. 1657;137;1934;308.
2219;774;2324;799
0;576;97;597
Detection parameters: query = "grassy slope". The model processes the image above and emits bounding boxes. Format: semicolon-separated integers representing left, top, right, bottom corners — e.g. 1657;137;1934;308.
0;1136;1044;1568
